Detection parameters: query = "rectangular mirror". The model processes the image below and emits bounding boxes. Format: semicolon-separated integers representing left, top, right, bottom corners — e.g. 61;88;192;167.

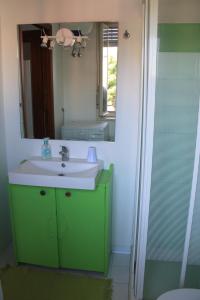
18;22;118;141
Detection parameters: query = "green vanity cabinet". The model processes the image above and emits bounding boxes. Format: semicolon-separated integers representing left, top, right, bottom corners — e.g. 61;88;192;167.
9;166;113;273
9;185;59;268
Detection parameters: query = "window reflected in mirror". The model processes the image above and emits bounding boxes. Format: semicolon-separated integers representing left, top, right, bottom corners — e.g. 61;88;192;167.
100;23;118;117
18;22;118;141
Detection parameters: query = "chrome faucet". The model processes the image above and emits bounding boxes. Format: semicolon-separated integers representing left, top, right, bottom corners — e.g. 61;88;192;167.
59;146;69;161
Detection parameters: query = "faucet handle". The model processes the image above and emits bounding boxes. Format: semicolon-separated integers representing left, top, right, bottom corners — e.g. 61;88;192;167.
60;145;68;152
59;145;69;161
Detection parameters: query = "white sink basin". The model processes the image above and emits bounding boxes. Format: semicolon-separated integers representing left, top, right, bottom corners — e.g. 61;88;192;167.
8;157;103;190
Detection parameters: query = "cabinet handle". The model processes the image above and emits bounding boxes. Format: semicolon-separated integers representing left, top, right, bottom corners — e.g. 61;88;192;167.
65;192;71;198
40;190;46;196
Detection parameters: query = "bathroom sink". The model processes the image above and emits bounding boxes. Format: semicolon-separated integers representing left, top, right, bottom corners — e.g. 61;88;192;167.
8;157;104;190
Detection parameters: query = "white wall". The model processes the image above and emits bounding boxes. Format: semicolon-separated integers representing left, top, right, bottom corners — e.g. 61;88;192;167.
159;0;200;23
53;24;64;139
0;19;11;254
0;0;143;253
63;23;97;122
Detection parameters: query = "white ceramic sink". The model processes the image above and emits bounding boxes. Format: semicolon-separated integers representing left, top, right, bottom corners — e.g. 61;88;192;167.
8;157;103;190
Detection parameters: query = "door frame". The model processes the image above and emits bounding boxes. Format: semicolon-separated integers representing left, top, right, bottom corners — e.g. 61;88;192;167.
131;0;159;299
128;0;149;296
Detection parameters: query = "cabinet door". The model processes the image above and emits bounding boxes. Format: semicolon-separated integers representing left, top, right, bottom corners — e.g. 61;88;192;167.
10;185;59;267
56;186;105;272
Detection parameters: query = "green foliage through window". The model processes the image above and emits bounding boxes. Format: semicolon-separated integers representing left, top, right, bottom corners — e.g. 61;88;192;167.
107;54;117;111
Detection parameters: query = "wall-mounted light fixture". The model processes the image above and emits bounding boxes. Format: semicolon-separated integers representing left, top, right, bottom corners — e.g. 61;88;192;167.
41;27;89;57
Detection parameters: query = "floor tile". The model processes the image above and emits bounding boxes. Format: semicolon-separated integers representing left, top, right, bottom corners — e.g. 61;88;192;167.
111;265;130;284
112;283;129;300
112;254;130;267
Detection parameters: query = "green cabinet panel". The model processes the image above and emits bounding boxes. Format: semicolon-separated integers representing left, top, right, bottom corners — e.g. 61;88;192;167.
56;186;106;272
9;185;59;268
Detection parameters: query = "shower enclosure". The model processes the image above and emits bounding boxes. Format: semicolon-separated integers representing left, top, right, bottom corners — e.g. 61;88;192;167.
131;0;200;299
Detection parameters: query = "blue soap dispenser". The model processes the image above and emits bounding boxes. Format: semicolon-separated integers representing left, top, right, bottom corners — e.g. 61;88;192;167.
41;137;52;159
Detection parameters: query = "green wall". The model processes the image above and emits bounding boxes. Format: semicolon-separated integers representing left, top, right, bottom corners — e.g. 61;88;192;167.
158;24;200;52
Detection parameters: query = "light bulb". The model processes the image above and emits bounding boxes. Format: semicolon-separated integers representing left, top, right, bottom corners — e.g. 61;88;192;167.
41;35;48;48
49;40;55;50
76;36;82;43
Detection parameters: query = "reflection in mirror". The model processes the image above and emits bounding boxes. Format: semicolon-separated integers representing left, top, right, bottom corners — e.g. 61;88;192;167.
18;22;118;141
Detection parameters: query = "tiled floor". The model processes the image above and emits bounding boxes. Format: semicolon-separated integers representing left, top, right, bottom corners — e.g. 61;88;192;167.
108;253;130;300
0;247;131;300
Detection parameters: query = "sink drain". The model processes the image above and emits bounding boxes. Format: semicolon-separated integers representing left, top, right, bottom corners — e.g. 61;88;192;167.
58;173;64;176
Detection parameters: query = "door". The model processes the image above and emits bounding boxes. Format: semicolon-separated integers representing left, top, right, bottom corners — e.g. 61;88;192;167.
56;186;105;272
18;25;55;139
10;185;59;267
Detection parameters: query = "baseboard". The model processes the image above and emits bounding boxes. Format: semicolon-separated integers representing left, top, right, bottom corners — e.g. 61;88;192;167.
112;247;131;255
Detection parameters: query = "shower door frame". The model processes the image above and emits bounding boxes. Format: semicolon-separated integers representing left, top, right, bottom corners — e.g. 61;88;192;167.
133;0;200;299
133;0;158;299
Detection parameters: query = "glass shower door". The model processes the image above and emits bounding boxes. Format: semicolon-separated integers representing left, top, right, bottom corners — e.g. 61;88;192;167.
185;167;200;288
141;2;200;300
